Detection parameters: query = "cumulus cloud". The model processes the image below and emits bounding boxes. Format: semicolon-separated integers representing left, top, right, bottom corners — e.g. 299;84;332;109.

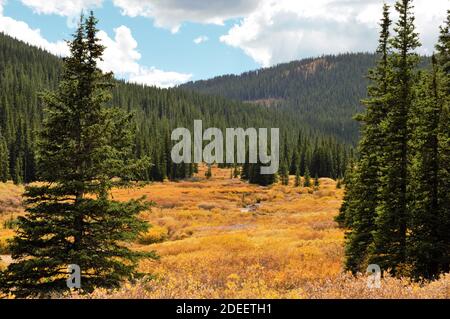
0;0;191;87
8;0;449;74
0;3;69;56
129;68;193;88
220;0;449;67
21;0;103;27
98;26;192;87
112;0;261;33
193;35;208;44
21;0;102;16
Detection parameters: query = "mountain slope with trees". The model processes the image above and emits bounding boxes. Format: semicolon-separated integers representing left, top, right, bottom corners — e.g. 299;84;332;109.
181;53;376;143
0;32;351;185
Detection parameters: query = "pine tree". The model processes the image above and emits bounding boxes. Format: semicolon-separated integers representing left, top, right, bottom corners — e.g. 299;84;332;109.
335;161;356;228
303;167;311;187
408;56;448;279
295;167;301;187
339;3;393;273
371;0;420;275
435;9;450;277
280;160;289;185
0;135;9;182
314;173;320;188
0;13;156;297
205;164;212;179
436;10;450;79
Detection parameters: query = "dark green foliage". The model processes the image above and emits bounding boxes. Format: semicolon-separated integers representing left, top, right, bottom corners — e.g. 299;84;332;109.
295;167;301;187
340;2;450;280
313;174;320;188
0;134;9;182
280;160;289;185
205;164;212;179
183;53;378;144
0;13;157;297
408;57;449;279
303;168;311;187
406;11;450;279
371;0;421;275
0;31;352;186
339;3;392;274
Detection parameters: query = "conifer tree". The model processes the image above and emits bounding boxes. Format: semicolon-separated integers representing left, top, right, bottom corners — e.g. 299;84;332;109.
0;13;156;297
371;0;420;275
303;167;311;187
314;173;320;188
205;164;212;179
408;56;448;279
339;3;393;273
435;9;450;277
280;160;289;185
335;161;356;228
0;135;9;182
295;167;301;187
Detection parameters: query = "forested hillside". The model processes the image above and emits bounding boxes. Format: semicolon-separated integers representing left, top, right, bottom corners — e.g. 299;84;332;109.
0;32;351;184
181;53;374;143
182;53;429;143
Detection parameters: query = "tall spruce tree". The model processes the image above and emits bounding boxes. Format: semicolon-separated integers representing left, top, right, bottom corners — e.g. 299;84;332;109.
408;56;448;279
433;12;450;276
371;0;420;275
0;134;9;182
339;3;392;273
0;13;156;297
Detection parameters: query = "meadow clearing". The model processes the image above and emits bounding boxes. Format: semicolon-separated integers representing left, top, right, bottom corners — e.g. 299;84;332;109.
0;166;448;298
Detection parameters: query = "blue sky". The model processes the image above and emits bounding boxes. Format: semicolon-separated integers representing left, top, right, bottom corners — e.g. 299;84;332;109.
0;0;447;87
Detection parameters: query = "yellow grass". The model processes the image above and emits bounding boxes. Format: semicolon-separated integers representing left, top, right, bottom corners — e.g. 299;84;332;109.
0;166;449;298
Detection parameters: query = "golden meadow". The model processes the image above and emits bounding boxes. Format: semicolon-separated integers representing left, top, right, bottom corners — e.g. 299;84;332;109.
0;165;448;298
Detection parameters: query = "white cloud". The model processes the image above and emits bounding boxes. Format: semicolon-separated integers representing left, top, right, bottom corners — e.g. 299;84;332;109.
0;0;190;88
21;0;102;16
98;25;192;87
129;67;193;88
219;0;449;67
112;0;261;33
0;16;69;56
7;0;449;75
21;0;103;26
193;35;208;44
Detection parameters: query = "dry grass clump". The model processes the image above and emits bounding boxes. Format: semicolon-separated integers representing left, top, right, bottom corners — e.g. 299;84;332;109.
138;225;169;244
0;183;25;256
0;183;24;214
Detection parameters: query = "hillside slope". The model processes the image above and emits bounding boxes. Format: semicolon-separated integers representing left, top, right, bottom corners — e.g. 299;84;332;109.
0;33;351;183
182;53;376;143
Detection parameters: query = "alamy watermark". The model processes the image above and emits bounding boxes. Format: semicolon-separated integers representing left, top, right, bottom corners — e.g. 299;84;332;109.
171;120;279;175
67;264;81;289
367;264;381;289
